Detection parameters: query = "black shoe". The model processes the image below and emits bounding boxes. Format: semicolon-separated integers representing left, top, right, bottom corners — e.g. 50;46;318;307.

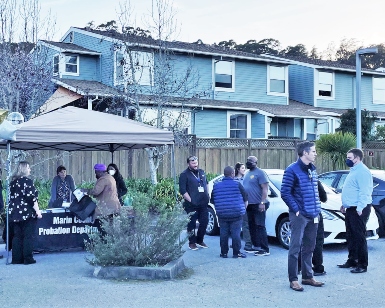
313;271;327;276
244;248;258;253
351;267;367;273
220;253;228;258
338;261;357;268
11;261;24;264
233;253;246;258
24;259;37;265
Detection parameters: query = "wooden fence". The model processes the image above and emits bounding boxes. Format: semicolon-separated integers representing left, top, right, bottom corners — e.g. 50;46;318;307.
2;137;385;183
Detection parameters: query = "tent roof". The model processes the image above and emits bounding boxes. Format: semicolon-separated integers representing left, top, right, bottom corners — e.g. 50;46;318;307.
0;107;174;151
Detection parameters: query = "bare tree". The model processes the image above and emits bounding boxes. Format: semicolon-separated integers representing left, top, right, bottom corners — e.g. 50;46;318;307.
109;0;208;184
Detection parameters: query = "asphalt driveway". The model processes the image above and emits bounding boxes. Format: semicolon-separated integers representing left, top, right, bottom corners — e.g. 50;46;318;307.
1;235;385;307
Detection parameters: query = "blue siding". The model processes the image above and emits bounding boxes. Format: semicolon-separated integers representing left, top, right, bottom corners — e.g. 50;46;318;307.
251;113;265;138
213;61;287;105
289;65;314;105
317;72;354;109
194;110;227;137
61;55;99;81
71;31;115;86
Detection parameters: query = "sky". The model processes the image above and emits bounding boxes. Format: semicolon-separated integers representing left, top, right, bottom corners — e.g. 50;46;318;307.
40;0;385;54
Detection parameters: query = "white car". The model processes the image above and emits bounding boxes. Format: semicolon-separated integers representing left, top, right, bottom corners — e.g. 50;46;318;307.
206;169;379;249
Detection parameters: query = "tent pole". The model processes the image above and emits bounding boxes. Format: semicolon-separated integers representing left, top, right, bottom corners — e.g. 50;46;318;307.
5;140;11;265
109;144;114;163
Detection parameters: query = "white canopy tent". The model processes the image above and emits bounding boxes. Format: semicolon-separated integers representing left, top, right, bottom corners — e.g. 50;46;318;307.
0;106;175;264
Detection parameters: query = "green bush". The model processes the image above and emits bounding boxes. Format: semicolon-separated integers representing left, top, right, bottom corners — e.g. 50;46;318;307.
85;204;189;267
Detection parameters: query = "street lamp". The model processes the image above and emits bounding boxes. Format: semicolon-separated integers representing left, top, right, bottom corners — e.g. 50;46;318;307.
356;47;378;148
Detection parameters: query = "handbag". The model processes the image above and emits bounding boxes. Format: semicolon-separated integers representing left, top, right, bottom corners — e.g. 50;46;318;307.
69;195;97;221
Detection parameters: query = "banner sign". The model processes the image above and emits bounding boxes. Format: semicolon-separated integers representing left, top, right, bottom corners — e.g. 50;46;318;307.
35;210;97;252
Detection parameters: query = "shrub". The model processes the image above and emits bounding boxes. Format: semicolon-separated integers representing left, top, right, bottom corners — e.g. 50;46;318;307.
85;204;189;267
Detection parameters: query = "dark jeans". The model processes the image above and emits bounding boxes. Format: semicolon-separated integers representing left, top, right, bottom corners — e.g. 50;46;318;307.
345;205;371;268
247;204;269;252
185;203;208;244
12;218;37;264
219;217;243;256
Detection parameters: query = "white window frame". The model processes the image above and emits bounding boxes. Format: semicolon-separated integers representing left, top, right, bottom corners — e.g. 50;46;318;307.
373;77;385;104
227;111;251;138
114;50;154;86
63;54;79;76
267;65;288;96
213;59;235;92
53;54;59;76
316;70;335;100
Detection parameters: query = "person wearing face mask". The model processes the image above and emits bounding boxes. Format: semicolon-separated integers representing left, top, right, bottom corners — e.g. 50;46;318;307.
107;163;127;206
243;156;270;257
338;148;373;274
49;165;76;208
179;155;209;250
85;164;120;234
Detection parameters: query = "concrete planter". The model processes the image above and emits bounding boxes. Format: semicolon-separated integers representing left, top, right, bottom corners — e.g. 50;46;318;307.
93;256;185;280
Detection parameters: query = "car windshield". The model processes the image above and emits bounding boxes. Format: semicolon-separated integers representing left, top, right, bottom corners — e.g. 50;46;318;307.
267;173;336;194
267;174;283;191
373;173;385;181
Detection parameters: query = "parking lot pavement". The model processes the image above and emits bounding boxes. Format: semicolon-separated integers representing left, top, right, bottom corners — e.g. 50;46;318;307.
1;236;385;307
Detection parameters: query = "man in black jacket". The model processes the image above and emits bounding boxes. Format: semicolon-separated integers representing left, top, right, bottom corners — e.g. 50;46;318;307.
179;156;209;251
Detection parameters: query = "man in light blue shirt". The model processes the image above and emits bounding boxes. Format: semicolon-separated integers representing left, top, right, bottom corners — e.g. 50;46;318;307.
339;148;373;274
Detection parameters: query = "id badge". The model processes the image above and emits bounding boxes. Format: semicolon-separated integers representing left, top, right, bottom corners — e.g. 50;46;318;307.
198;186;204;193
314;217;319;224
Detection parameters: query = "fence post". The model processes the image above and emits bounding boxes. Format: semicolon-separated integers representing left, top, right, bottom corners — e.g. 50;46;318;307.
248;139;252;156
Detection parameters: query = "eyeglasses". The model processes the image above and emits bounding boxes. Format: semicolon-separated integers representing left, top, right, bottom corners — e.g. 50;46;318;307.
188;156;198;162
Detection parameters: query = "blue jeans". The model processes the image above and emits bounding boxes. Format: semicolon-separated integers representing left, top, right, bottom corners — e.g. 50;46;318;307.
288;212;317;282
218;217;243;256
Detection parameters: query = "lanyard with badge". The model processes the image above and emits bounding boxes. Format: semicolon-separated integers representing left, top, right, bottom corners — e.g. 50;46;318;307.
191;171;205;192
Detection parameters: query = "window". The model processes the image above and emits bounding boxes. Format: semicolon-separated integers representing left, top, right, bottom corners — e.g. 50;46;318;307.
373;77;385;104
115;50;153;86
227;112;250;138
214;60;234;91
318;71;333;97
53;55;59;75
64;55;79;75
268;66;286;94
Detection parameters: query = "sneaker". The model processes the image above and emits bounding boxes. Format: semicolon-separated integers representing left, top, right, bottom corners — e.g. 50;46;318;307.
233;253;247;258
254;250;270;256
220;253;228;258
189;243;198;250
196;242;209;249
244;248;258;253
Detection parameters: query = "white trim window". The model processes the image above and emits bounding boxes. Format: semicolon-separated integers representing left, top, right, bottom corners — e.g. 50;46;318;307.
267;65;287;95
227;111;251;138
64;55;79;75
214;59;235;91
53;54;59;76
373;77;385;104
115;50;154;86
318;71;334;98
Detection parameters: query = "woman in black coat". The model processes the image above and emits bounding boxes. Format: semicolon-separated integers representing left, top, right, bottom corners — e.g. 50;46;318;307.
107;163;128;205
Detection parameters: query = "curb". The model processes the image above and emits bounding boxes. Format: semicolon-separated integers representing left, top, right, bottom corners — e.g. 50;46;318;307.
93;256;185;280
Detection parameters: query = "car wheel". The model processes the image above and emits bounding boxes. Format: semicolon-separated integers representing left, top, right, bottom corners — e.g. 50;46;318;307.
277;216;290;249
206;207;219;236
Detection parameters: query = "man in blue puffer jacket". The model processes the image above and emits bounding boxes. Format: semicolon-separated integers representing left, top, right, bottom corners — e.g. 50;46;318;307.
281;141;324;291
211;166;248;259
